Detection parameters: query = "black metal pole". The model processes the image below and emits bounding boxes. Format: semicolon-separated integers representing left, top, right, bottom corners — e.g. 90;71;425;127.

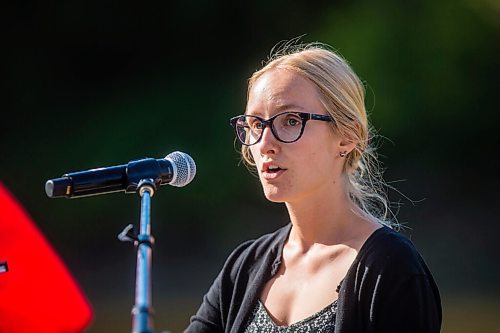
132;179;156;333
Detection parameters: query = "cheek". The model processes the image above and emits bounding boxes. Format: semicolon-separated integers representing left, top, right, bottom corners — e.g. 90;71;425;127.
249;146;260;165
298;146;337;182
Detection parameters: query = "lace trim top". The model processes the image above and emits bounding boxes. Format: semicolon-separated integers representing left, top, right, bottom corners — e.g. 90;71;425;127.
244;299;338;333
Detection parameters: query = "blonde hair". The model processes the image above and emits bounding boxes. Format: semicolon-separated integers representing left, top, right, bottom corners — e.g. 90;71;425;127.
241;41;397;228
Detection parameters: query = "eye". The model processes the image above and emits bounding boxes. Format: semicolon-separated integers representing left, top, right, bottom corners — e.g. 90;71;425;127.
283;114;302;127
249;119;264;131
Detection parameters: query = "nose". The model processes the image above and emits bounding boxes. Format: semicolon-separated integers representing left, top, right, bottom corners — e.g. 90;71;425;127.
258;126;279;155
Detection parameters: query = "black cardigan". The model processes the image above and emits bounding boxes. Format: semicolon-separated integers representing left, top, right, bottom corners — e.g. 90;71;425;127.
184;224;442;333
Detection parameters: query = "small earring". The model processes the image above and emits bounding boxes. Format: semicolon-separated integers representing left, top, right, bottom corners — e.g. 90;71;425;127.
340;151;347;157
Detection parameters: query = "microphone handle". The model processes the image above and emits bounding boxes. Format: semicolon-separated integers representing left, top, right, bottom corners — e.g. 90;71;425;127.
47;165;127;198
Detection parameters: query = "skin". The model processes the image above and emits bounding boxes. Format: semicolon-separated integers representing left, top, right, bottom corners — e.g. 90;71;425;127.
246;68;381;326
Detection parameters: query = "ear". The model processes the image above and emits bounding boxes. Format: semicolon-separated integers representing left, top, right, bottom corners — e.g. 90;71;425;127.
338;137;356;155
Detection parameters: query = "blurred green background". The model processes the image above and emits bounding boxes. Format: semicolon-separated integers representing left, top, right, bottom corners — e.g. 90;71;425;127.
2;0;499;332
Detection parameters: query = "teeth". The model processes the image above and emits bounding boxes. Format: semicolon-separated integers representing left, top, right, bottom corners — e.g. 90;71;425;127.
268;165;279;171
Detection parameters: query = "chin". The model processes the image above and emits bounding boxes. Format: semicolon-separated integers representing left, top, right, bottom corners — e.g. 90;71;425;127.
262;188;288;203
264;195;286;203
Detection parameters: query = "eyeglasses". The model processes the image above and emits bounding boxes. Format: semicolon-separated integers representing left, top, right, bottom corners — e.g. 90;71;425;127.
229;112;334;146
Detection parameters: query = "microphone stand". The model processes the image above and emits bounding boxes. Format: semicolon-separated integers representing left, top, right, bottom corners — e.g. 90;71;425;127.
46;155;194;333
134;179;156;333
119;178;157;333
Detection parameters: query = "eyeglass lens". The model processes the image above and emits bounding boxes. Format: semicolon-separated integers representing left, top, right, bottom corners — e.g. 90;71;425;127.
236;113;304;145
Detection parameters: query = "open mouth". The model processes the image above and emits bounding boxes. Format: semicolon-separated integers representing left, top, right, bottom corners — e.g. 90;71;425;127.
262;163;287;179
266;165;283;173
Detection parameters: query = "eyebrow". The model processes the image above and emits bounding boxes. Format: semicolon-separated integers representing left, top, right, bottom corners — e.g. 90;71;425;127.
246;103;306;116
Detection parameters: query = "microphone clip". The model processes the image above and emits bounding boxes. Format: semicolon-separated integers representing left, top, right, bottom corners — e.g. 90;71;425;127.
125;159;162;194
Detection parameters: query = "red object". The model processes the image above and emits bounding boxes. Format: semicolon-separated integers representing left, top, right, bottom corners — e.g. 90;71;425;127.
0;183;93;333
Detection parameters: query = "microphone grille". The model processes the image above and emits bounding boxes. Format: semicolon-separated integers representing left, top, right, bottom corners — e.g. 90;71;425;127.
165;151;196;187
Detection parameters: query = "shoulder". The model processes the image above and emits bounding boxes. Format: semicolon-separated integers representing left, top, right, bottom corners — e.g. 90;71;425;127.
339;225;441;306
356;226;432;277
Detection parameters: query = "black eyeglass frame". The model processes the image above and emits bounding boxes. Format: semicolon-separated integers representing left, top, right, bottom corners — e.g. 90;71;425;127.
229;111;334;146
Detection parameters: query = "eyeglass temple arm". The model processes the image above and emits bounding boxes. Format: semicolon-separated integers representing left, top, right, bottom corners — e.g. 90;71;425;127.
310;114;334;122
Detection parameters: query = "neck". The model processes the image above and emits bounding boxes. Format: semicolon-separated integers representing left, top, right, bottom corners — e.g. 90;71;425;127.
285;180;377;250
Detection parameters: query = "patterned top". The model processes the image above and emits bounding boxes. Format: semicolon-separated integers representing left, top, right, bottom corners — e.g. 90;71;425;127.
244;299;338;333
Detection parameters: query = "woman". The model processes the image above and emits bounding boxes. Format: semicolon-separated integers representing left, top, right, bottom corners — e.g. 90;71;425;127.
185;42;442;332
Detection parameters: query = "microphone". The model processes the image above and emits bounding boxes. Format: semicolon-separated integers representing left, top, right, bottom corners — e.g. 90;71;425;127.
45;151;196;198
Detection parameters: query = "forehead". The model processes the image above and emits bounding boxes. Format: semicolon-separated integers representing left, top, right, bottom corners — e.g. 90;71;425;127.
246;69;324;116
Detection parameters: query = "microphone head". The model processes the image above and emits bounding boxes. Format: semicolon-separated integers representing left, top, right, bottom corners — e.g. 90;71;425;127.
165;151;196;187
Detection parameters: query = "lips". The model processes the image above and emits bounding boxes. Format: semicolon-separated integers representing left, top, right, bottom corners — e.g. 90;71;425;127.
261;162;287;180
